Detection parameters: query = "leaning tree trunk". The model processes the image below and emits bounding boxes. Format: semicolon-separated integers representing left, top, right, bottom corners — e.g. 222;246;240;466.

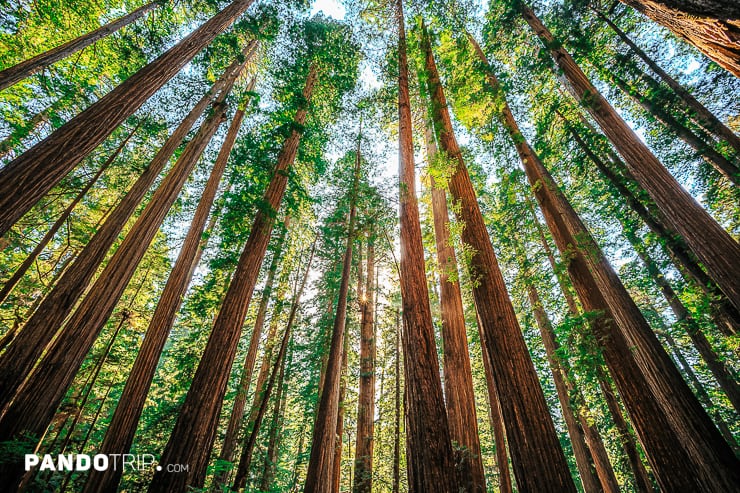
595;8;740;153
147;64;317;493
0;1;159;91
258;343;289;492
0;121;139;305
560;113;740;336
353;239;376;493
82;91;251;493
304;130;362;493
232;242;316;491
422;116;486;493
0;42;255;415
0;100;230;490
0;0;256;236
617;0;740;77
468;31;739;491
331;323;350;493
394;8;459;493
211;217;290;491
520;3;740;315
424;25;575;492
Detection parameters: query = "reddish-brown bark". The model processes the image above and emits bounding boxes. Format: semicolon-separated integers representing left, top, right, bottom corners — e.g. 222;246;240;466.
147;64;317;492
395;7;459;493
0;0;256;236
425;26;575;492
423;118;486;493
0;2;159;91
82;94;250;493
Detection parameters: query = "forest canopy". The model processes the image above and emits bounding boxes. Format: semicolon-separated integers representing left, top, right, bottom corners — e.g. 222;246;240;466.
0;0;739;491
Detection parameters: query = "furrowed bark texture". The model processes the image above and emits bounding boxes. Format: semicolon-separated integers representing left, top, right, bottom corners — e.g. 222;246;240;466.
520;3;740;315
0;43;255;415
423;118;486;493
83;96;250;493
618;0;740;77
147;65;316;492
425;27;575;492
304;129;362;493
0;1;159;91
0;0;256;237
0;101;228;489
395;7;459;493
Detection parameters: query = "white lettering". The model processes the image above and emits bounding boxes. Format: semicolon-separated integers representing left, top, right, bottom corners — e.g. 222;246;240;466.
24;455;39;471
76;454;90;471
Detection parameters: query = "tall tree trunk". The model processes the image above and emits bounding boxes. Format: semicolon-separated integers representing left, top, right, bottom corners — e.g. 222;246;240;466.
0;0;256;236
304;128;362;493
353;240;376;493
475;313;513;493
468;31;739;491
0;2;159;91
594;8;740;153
595;368;657;492
0;41;256;415
232;241;316;491
608;69;740;185
0;121;139;305
395;8;459;493
331;323;349;493
211;216;290;491
82;92;252;493
148;64;317;493
423;25;575;492
392;309;401;493
258;343;289;492
560;114;740;336
617;0;740;77
518;256;619;493
520;3;740;314
422;117;486;493
0;100;229;490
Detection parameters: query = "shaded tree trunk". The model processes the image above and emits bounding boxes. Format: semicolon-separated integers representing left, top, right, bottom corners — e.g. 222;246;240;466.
617;0;740;77
147;64;317;492
422;116;486;493
594;8;740;153
0;42;256;416
331;323;349;493
82;93;251;493
395;8;459;493
469;30;739;491
392;309;401;493
232;241;316;491
211;216;290;491
0;121;139;305
353;240;376;493
0;0;257;236
424;26;575;492
304;126;362;493
520;3;740;316
258;342;289;492
0;2;159;91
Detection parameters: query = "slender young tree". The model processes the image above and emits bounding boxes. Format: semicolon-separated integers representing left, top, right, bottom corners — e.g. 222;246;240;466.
392;308;401;493
593;7;740;153
82;86;254;493
422;23;575;492
304;136;362;493
615;0;740;77
353;238;376;493
466;31;739;491
0;0;258;237
0;1;160;91
0;121;140;305
422;116;486;493
517;2;740;314
0;41;257;414
147;62;319;492
394;4;459;492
